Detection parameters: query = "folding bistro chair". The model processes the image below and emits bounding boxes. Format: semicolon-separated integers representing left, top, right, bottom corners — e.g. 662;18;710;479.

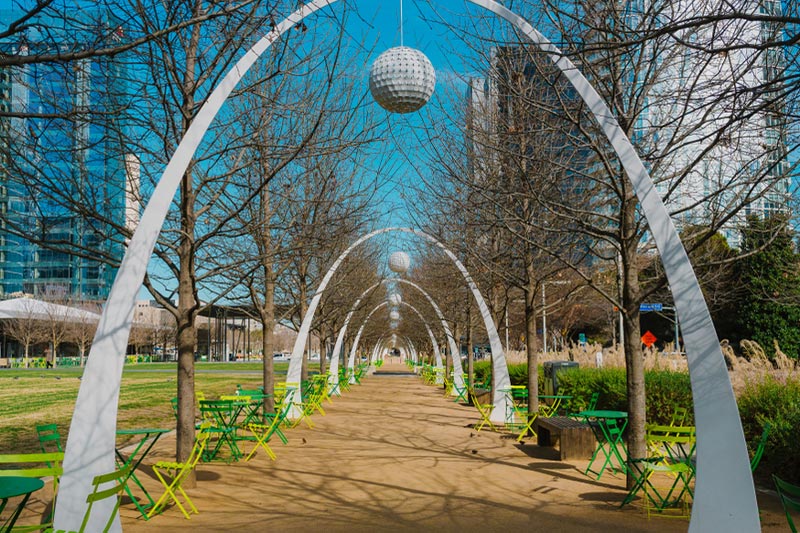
148;422;212;519
287;383;318;429
774;474;800;533
54;464;132;533
36;424;63;455
452;375;469;403
244;393;295;461
470;391;497;433
622;424;695;516
0;452;64;532
749;421;771;472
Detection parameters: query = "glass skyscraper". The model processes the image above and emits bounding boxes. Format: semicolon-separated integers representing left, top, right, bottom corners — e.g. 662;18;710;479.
0;10;130;301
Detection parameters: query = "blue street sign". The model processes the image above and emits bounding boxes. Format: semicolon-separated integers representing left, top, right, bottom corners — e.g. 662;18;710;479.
640;303;663;312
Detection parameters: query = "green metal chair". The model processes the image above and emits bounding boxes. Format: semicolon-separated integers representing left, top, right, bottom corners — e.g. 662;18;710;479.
36;424;63;456
749;421;771;472
774;474;800;532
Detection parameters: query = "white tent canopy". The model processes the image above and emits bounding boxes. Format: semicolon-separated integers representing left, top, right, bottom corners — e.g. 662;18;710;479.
0;298;101;322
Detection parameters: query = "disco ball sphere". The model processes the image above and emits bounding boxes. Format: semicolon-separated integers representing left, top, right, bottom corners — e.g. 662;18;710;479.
388;251;411;274
389;310;401;321
369;46;436;114
387;293;402;306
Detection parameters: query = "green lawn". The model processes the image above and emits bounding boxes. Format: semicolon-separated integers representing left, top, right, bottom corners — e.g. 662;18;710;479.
0;361;295;455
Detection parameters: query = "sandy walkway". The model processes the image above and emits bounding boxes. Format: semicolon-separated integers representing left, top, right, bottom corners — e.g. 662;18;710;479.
112;360;786;532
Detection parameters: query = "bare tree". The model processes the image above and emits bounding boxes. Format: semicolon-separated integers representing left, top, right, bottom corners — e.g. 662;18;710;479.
67;302;100;366
3;299;46;368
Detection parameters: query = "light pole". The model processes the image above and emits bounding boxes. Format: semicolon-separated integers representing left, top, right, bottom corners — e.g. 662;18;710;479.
542;280;569;356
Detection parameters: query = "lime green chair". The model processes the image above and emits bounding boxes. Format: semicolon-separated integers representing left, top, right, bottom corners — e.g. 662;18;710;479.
0;452;64;532
148;422;212;519
54;464;132;533
244;393;295;461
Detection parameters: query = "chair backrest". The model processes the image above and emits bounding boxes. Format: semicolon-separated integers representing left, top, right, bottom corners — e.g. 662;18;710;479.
36;424;63;454
774;474;800;533
279;389;296;412
750;421;771;472
236;389;264;399
669;406;689;427
587;392;599;411
0;452;64;498
199;399;236;426
76;464;133;533
188;422;213;468
646;424;695;447
0;452;65;478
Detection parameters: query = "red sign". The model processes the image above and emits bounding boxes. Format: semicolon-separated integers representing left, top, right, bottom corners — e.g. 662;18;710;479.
641;330;657;348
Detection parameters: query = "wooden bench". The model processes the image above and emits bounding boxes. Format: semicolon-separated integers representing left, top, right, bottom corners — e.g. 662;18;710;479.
535;416;596;460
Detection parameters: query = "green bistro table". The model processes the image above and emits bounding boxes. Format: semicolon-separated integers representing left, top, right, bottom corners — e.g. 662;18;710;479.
578;410;628;480
199;399;245;462
115;428;171;519
0;476;44;531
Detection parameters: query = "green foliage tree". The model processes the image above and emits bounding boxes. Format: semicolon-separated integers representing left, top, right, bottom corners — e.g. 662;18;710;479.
737;215;800;359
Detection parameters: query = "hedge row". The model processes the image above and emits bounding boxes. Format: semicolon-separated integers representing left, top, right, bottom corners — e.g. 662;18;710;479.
472;361;799;482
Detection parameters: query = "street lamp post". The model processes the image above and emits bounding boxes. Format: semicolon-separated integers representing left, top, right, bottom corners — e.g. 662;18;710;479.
542;280;569;356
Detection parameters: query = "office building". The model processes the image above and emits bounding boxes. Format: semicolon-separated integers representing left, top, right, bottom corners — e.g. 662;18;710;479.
0;10;134;301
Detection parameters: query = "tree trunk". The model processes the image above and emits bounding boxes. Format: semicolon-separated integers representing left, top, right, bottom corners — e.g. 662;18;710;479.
621;197;645;488
262;268;275;414
299;296;309;384
174;6;202;478
319;325;328;375
525;283;540;414
466;305;474;390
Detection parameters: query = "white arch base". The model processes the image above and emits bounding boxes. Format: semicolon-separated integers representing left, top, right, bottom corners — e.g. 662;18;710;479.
54;1;757;531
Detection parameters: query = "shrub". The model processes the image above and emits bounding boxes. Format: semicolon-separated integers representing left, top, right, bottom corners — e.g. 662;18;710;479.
549;368;693;424
737;375;800;483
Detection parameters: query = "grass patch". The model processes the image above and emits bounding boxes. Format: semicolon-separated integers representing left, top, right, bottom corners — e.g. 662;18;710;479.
0;361;297;455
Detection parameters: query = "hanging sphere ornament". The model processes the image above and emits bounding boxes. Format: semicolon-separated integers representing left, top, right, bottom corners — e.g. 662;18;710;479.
388;251;411;274
389;310;401;321
387;293;402;307
369;46;436;114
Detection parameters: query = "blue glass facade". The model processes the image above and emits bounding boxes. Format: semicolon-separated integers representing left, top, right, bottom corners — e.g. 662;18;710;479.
0;11;127;301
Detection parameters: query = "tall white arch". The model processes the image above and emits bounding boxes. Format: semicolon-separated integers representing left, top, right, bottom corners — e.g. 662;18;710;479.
391;278;465;396
54;1;757;530
331;277;466;394
345;301;443;383
393;301;443;376
327;281;384;394
286;227;509;421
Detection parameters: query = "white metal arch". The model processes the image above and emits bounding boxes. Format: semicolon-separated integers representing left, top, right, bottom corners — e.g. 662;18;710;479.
389;301;443;375
286;226;509;421
331;277;466;395
345;301;442;383
390;278;465;396
327;281;384;394
54;1;757;530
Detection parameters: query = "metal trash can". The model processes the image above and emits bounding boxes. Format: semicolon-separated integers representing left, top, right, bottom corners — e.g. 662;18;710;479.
543;361;579;396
